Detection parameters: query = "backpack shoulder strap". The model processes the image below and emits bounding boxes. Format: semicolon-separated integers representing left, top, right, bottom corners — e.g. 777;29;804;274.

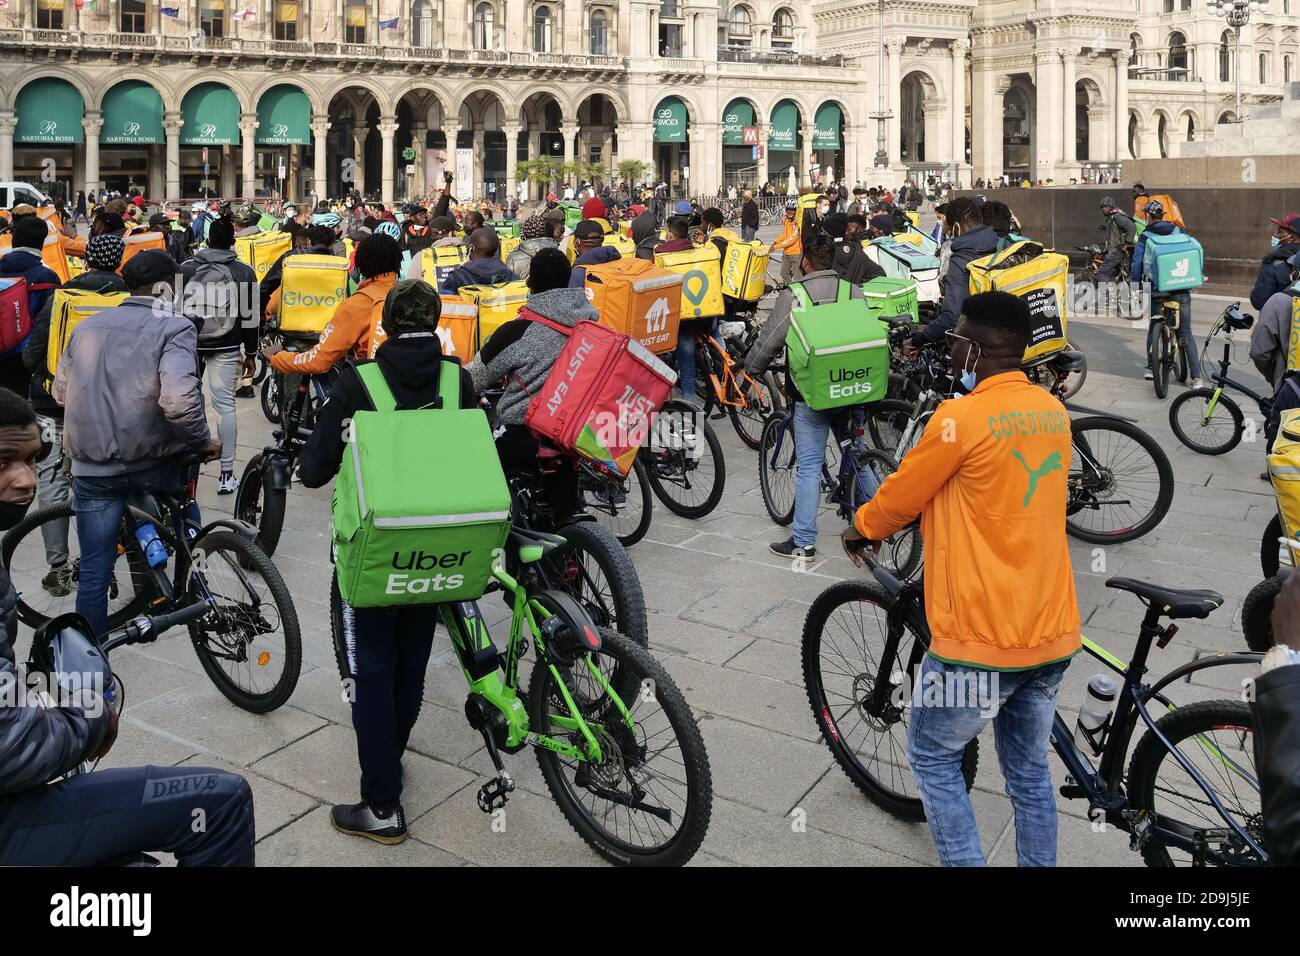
789;282;813;310
355;361;396;413
435;358;460;411
526;312;573;337
835;280;852;304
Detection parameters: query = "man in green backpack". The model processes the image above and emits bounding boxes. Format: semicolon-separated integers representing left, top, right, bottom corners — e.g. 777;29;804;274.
298;279;479;845
744;233;871;559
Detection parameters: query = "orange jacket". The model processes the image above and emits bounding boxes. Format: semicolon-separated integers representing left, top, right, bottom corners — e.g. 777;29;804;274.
854;371;1081;670
772;216;801;257
269;273;397;375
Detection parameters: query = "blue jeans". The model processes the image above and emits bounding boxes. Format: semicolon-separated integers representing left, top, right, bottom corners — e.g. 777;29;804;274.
674;318;717;400
792;402;874;549
73;462;181;637
1145;292;1201;379
907;654;1070;866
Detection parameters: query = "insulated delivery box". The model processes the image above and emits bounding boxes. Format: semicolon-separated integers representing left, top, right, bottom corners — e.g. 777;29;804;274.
1141;232;1205;293
584;257;683;353
786;280;890;411
1268;408;1300;556
460;281;529;343
860;276;920;324
278;255;350;335
654;245;725;320
332;361;511;608
46;289;129;377
721;240;770;302
436;294;480;361
422;245;469;291
235;231;293;281
967;240;1070;362
868;238;940;304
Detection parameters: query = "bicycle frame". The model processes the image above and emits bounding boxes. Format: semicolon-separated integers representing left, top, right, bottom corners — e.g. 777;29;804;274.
697;332;760;411
437;560;636;766
1199;339;1270;420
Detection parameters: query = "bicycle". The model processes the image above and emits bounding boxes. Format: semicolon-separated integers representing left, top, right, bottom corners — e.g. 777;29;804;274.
639;398;727;521
1169;303;1270;456
864;340;1173;545
328;525;713;865
690;320;778;450
1148;296;1193;399
803;552;1266;866
578;457;654;549
235;367;330;557
758;404;922;579
2;457;302;713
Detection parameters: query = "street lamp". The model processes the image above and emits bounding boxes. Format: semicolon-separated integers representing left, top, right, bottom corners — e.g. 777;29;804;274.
1208;0;1269;123
868;0;891;168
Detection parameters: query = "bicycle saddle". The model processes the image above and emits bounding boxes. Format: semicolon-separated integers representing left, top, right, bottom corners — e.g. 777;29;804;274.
1105;577;1223;620
1050;350;1086;373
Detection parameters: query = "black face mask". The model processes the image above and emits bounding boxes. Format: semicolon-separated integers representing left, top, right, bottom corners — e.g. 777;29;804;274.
0;498;32;532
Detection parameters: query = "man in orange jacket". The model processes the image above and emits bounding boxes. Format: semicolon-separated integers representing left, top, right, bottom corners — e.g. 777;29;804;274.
843;290;1081;867
770;198;802;286
263;233;400;376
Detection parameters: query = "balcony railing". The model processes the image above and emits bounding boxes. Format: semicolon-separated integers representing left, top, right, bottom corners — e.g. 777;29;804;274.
718;46;843;68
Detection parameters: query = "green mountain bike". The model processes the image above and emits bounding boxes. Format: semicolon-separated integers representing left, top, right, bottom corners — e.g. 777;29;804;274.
330;526;712;866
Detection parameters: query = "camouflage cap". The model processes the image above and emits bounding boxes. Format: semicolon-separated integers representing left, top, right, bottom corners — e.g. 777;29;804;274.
382;278;442;338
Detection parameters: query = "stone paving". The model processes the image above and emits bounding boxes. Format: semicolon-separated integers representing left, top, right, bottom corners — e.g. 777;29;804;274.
72;238;1275;866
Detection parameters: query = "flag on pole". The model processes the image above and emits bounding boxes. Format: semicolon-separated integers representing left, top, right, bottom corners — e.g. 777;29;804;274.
233;6;256;20
379;17;399;30
160;6;179;16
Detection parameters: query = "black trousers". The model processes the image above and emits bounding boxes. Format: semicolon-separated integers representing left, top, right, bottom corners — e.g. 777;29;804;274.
497;423;581;519
0;765;255;866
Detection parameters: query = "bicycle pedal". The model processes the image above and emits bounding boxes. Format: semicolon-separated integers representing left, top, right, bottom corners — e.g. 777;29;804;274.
1125;808;1153;850
476;772;514;814
1059;782;1086;800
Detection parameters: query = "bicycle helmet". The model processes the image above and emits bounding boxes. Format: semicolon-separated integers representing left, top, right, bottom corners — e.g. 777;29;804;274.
1144;199;1165;220
785;198;799;210
374;220;401;241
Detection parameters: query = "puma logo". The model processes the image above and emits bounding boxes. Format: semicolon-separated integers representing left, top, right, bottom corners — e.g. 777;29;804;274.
1011;450;1062;507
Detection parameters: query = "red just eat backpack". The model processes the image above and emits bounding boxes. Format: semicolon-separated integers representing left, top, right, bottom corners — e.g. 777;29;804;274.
522;310;676;477
0;276;52;355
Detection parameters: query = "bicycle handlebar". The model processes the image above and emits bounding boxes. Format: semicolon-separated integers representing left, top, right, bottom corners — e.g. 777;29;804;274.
100;600;214;654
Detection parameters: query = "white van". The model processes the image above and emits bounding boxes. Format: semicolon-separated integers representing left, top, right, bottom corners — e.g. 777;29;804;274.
0;182;52;210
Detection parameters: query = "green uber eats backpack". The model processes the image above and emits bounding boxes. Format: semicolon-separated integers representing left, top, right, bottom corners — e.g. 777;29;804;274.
785;280;890;412
332;359;512;609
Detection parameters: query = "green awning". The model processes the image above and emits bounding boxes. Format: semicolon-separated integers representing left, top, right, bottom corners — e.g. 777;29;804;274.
100;81;165;145
769;100;799;152
653;96;687;144
181;83;241;146
721;99;755;147
813;103;842;150
14;78;84;145
256;86;311;145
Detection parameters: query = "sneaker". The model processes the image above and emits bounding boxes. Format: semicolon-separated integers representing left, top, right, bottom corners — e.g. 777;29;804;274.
234;385;255;398
41;564;72;597
770;537;815;560
1190;378;1203;389
330;801;407;845
217;471;238;496
1143;369;1154;381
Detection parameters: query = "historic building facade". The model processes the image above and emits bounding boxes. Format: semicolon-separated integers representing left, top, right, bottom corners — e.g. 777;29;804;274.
0;0;1293;203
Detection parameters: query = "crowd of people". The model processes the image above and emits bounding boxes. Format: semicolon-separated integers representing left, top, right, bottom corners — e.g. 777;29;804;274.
0;167;1295;871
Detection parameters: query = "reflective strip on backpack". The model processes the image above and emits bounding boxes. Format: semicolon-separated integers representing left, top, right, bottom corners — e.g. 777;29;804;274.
815;338;888;356
994;267;1062;294
374;510;512;527
630;274;684;293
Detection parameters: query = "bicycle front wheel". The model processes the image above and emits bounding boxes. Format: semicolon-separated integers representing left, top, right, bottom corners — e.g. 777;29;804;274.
188;529;301;713
758;411;796;525
1169;388;1244;455
1067;416;1174;544
1;503;154;630
234;455;286;557
850;449;922;580
1126;700;1264;867
861;399;915;460
1060;339;1088;400
802;580;977;821
541;520;648;648
529;627;712;866
580;459;653;549
260;374;282;425
728;370;776;450
643;401;726;519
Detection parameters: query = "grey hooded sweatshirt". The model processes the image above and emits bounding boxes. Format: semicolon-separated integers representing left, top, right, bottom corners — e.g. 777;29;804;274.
467;286;597;426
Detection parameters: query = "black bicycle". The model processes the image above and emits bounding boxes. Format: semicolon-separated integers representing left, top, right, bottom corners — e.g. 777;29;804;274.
1148;296;1191;399
803;553;1265;866
3;458;302;712
1169;303;1270;456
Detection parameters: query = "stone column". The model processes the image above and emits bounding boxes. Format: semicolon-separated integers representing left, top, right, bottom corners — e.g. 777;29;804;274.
560;121;579;194
844;125;858;185
164;111;183;200
603;128;615;180
0;110;15;183
1088;106;1110;163
82;111;103;197
1034;50;1061;181
501;121;522;202
409;122;426;197
311;115;330;202
1060;47;1078;176
923;101;946;171
695;120;719;196
885;38;903;169
950;38;969;176
378;118;398;205
1113;51;1129;163
971;62;1001;185
472;125;485;199
240;113;259;198
352;126;368;195
442;123;461;196
801;123;815;187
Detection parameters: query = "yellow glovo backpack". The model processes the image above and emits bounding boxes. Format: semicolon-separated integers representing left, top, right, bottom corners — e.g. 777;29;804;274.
279;255;350;335
235;231;293;281
1284;283;1300;372
967;240;1070;363
655;244;725;320
722;240;770;302
1268;408;1300;559
459;281;529;344
46;288;129;379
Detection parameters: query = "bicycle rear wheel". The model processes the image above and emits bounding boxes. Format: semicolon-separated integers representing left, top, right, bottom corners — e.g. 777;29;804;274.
0;503;153;630
187;529;301;713
802;581;977;821
260;375;282;425
849;449;922;580
529;628;712;866
539;520;648;648
861;399;914;460
1066;416;1173;544
758;411;796;526
1168;388;1243;455
1126;700;1263;867
643;401;725;519
728;370;776;450
1060;339;1088;400
580;459;653;549
1152;324;1172;399
234;455;286;557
